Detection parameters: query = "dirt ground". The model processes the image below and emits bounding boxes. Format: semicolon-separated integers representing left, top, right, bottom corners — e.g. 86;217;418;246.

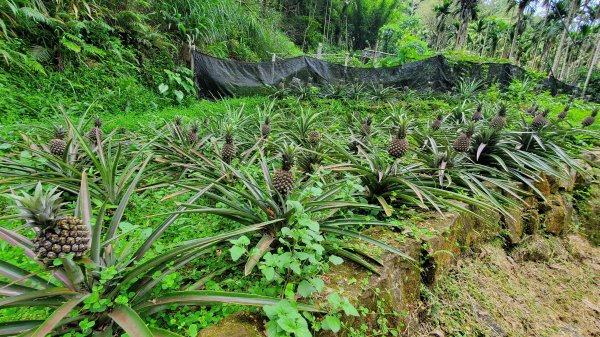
414;235;600;337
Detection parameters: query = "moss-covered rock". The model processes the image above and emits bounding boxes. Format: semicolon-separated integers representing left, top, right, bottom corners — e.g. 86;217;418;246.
197;313;263;337
321;227;422;336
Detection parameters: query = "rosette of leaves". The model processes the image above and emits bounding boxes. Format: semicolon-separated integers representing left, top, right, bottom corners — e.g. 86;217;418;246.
324;136;496;217
171;150;414;276
0;173;312;336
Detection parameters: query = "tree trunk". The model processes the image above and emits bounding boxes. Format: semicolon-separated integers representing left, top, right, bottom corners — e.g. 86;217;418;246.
455;17;469;50
509;8;524;61
480;21;490;56
552;0;579;76
582;32;600;97
559;42;570;79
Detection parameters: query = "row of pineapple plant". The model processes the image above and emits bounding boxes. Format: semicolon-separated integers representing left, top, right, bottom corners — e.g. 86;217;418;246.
1;96;598;336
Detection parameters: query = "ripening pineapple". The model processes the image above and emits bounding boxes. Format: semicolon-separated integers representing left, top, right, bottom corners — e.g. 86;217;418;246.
557;105;569;119
387;118;409;158
187;122;199;144
472;104;483;121
490;105;507;129
582;109;598;128
532;109;549;129
308;130;321;145
453;123;476;152
360;116;372;137
88;117;103;144
261;117;271;138
49;125;67;157
221;125;237;163
431;114;443;130
13;183;90;265
273;144;296;195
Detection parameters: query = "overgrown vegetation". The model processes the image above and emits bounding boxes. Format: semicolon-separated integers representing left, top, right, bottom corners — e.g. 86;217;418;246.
1;0;600;336
1;75;599;336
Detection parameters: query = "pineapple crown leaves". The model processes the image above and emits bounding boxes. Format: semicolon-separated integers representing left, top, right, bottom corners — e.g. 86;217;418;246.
592;108;598;117
463;122;477;137
497;105;507;117
9;183;66;228
223;124;235;142
436;113;444;121
53;124;67;139
394;115;410;139
189;121;200;133
173;116;183;126
93;116;102;128
279;143;298;170
541;108;550;117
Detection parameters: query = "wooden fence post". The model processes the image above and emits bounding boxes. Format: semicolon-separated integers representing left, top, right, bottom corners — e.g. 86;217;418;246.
317;43;323;60
372;41;379;68
344;52;349;67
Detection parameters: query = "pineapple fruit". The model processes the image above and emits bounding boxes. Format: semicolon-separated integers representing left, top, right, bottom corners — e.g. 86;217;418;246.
531;109;549;129
582;109;598;128
49;125;67;157
188;122;199;144
221;125;237;163
273;145;296;195
490;105;507;129
431;114;443;130
453;123;475;152
558;105;569;119
88;117;103;144
387;117;409;158
472;104;483;121
13;183;90;265
261;117;271;138
308;130;321;145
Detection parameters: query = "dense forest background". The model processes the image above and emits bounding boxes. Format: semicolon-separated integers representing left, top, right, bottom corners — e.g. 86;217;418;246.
1;0;599;118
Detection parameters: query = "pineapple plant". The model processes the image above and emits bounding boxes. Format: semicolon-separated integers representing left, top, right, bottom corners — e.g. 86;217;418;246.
387;117;409;158
308;129;321;145
360;116;372;137
221;125;237;163
188;121;199;144
13;183;90;265
88;117;103;144
273;144;296;195
261;116;271;138
431;114;443;130
531;109;549;129
173;116;183;135
490;105;507;129
527;103;538;117
472;104;484;121
49;125;67;157
558;105;569;119
582;108;598;128
453;123;476;152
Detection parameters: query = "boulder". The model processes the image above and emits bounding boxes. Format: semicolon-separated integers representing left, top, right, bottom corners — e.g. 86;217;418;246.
420;211;472;284
197;313;263;337
533;174;552;198
511;235;552;262
504;206;524;244
522;196;540;235
322;226;422;336
544;194;571;235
